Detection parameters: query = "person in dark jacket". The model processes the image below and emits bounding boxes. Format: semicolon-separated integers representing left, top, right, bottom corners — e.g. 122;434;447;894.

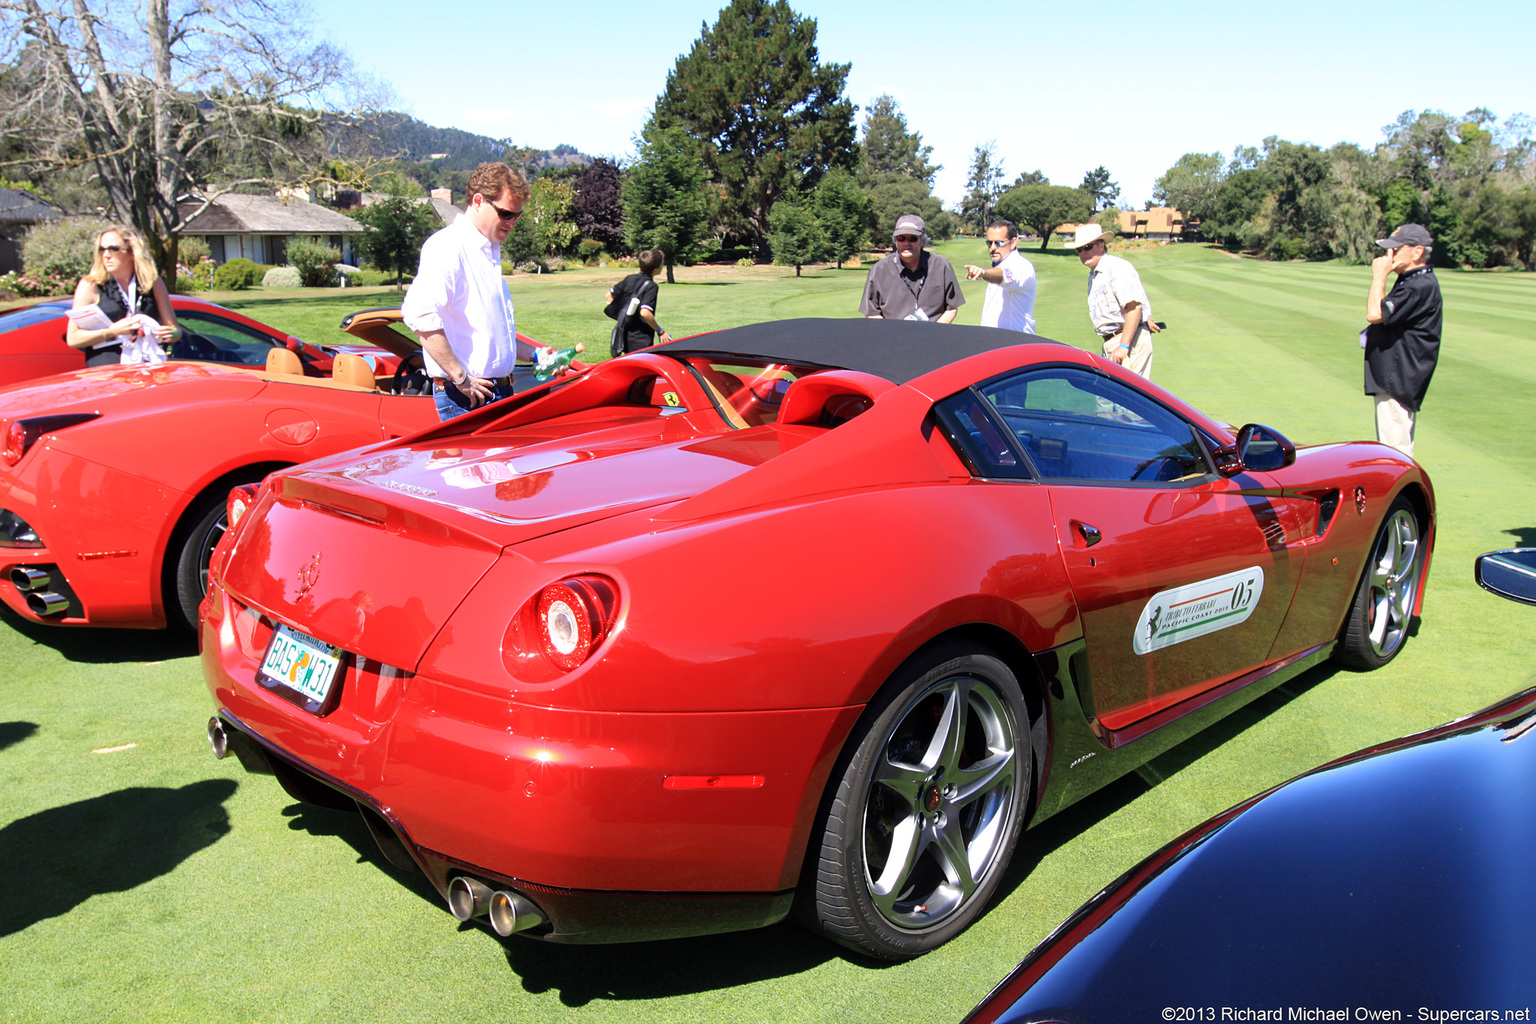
1364;223;1442;458
606;250;671;353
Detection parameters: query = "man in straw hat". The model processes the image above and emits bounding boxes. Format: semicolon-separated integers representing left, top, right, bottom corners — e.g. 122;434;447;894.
1063;223;1160;379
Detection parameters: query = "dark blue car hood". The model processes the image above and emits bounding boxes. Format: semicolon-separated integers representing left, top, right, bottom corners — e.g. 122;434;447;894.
967;687;1536;1021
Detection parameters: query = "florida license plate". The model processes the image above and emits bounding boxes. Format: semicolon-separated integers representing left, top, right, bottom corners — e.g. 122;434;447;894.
258;624;344;713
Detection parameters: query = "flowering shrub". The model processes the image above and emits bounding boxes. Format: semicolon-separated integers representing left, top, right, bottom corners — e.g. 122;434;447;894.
22;216;102;284
0;268;73;297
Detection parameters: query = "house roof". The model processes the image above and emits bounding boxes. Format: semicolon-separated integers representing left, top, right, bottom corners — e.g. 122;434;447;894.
179;194;362;235
0;188;64;225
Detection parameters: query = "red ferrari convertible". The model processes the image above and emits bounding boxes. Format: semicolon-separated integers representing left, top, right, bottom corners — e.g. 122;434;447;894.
200;318;1434;958
0;296;392;385
0;309;542;630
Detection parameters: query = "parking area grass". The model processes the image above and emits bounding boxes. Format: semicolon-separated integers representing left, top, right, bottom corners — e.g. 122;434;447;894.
3;244;1534;1022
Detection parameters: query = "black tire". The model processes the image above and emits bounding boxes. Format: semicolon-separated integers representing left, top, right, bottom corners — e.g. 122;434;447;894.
1336;494;1423;670
800;642;1030;959
171;479;260;631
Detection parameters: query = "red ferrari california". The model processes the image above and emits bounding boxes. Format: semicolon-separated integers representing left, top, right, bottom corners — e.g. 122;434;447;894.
201;318;1434;959
0;295;393;385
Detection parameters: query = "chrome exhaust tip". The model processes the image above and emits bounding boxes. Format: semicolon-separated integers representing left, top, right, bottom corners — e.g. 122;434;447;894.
207;717;229;759
447;876;493;921
25;591;68;617
487;890;546;937
10;567;49;591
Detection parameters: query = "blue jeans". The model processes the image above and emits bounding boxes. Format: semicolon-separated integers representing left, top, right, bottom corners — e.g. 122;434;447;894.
433;378;518;421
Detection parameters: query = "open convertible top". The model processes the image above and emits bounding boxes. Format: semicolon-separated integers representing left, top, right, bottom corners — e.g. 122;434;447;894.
655;317;1065;386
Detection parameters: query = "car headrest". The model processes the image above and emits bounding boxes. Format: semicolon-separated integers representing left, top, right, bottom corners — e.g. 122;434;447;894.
331;352;377;390
265;347;303;376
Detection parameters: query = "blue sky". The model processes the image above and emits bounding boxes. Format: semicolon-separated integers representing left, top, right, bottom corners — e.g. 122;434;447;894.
312;0;1530;208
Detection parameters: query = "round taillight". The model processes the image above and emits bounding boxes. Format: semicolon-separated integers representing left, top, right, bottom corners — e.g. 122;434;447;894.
534;577;616;671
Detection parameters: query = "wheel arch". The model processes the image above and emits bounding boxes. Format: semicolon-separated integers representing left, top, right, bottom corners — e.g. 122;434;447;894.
789;622;1051;894
157;461;292;625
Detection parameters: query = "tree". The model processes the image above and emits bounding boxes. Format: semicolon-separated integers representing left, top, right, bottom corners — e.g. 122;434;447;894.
995;184;1091;251
961;142;1005;234
1009;170;1049;190
862;173;944;245
0;0;367;278
858;94;938;186
767;193;830;276
810;168;875;268
652;0;856;255
1079;166;1121;211
1152;152;1224;221
353;189;437;289
572;158;625;254
622;122;714;284
524;177;579;257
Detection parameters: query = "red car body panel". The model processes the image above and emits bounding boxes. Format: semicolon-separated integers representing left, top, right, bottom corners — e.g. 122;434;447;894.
199;319;1437;946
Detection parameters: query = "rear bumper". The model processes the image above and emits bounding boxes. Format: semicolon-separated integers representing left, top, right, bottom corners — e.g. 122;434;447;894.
201;586;861;943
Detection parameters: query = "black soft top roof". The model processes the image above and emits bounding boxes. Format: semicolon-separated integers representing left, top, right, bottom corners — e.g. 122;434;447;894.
653;317;1064;386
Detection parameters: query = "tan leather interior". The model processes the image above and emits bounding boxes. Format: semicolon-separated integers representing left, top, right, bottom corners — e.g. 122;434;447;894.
265;347;303;376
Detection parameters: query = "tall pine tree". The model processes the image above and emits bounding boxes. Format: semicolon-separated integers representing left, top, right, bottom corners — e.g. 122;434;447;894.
652;0;856;256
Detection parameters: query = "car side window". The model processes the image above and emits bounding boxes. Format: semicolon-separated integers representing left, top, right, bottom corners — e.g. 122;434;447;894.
981;366;1210;483
933;389;1026;478
172;311;283;366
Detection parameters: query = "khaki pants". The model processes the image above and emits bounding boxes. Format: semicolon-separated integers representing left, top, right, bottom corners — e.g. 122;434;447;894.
1374;394;1416;458
1102;325;1154;380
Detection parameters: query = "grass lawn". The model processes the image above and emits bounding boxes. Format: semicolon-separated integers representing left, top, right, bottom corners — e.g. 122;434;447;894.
3;244;1535;1022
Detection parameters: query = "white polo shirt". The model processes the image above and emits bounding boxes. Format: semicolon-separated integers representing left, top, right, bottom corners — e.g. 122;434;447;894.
402;214;530;378
980;248;1037;333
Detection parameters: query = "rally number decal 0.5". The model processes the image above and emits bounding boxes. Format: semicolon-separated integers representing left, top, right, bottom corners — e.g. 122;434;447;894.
1133;566;1265;655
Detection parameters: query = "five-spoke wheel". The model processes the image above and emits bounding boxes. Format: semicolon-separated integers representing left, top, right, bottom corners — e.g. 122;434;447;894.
801;643;1029;959
1338;494;1423;668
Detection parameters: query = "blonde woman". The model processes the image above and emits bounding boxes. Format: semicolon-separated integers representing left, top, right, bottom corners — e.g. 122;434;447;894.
66;225;180;365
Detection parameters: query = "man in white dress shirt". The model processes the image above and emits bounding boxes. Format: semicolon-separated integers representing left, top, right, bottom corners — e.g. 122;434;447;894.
1063;223;1160;379
964;219;1037;333
403;161;535;420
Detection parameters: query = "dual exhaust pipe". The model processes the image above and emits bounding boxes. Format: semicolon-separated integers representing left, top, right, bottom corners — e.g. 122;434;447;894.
206;717;548;938
10;567;68;617
447;876;547;937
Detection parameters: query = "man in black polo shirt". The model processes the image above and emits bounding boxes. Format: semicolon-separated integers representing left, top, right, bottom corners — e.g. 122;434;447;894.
1363;223;1442;458
859;214;964;323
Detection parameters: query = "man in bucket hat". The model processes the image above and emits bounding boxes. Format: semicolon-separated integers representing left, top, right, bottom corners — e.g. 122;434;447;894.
1064;223;1160;379
859;214;964;323
1363;224;1441;458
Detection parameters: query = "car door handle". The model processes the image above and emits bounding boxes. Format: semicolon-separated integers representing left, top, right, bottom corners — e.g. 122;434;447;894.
1072;520;1102;548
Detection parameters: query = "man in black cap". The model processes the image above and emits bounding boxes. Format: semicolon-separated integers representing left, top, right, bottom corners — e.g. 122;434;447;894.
859;214;964;322
1363;223;1441;458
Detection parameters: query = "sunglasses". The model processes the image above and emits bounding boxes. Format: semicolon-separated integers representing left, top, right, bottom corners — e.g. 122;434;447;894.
99;244;133;254
894;235;921;243
482;197;522;222
987;239;1011;247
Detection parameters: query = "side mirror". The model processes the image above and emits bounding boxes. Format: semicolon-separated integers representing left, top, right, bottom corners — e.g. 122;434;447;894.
1216;423;1297;477
1475;549;1536;606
